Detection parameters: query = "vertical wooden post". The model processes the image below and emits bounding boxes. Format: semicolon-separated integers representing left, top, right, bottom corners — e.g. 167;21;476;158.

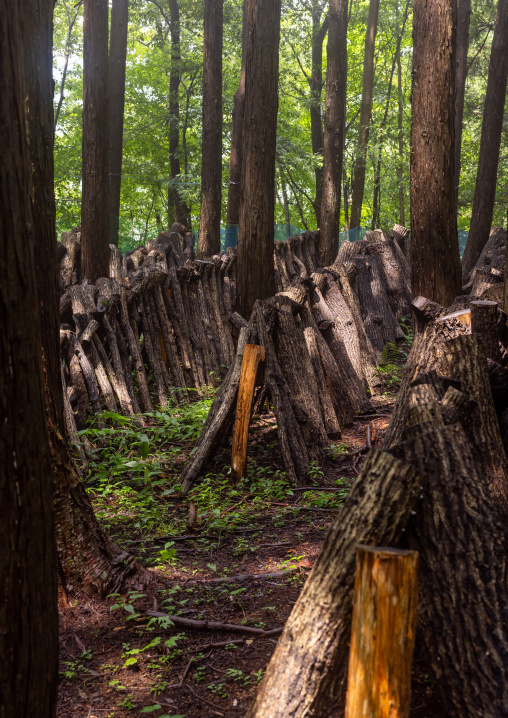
345;545;419;718
231;344;265;482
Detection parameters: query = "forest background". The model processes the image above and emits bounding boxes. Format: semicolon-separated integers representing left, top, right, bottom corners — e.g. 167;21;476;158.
53;0;507;252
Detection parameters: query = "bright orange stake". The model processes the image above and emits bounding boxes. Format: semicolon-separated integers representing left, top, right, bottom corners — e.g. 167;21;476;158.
231;344;265;483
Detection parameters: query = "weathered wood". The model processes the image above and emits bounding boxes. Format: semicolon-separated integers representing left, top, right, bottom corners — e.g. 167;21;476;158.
180;327;252;494
390;424;508;718
345;546;418;718
440;385;477;425
246;450;424;718
231;344;265;482
470;299;503;363
119;287;153;412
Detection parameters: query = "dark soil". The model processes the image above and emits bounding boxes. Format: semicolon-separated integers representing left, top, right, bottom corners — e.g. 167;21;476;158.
58;385;446;717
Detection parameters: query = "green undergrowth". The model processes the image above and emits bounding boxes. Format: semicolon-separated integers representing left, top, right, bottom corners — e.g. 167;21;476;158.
78;397;351;543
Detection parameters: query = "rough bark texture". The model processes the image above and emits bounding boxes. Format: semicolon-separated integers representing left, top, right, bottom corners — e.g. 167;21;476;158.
319;0;347;264
461;0;508;281
236;0;281;317
168;0;191;227
81;0;110;283
197;0;223;257
349;0;379;229
0;1;58;713
390;424;508;718
226;0;247;229
410;0;462;306
108;0;129;247
246;451;424;718
454;0;471;206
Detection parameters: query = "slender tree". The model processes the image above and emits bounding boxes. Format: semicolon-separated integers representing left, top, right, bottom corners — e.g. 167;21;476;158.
168;0;191;227
108;0;129;247
81;0;110;282
0;1;58;715
461;0;508;280
197;0;224;258
319;0;348;265
454;0;471;206
349;0;380;230
372;0;410;229
396;42;405;225
236;0;281;318
225;0;248;240
310;2;329;228
410;0;462;306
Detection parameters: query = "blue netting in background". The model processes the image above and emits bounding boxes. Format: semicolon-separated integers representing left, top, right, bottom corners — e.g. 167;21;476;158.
221;223;304;251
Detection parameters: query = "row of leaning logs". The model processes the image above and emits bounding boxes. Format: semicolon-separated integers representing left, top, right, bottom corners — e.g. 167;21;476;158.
246;298;508;717
58;223;410;463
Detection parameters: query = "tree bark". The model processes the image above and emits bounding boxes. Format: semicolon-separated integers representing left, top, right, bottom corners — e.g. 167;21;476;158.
319;0;348;265
236;0;281;317
246;450;424;718
226;0;248;230
410;0;462;306
168;0;191;227
108;0;129;247
1;1;58;713
461;0;508;281
349;0;380;230
197;0;223;258
81;0;110;283
310;4;328;228
453;0;471;207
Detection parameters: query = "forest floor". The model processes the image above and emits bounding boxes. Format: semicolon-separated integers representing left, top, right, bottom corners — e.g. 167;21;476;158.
57;348;446;718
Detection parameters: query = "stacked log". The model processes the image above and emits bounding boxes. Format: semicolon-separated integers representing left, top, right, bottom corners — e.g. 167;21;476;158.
58;225;409;470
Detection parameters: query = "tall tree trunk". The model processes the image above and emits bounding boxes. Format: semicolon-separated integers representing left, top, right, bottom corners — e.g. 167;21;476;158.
349;0;380;230
454;0;471;207
197;0;223;258
396;47;405;225
54;0;82;134
0;1;58;715
279;164;291;238
410;0;462;306
81;0;110;283
226;0;248;231
319;0;348;265
236;0;281;318
108;0;129;248
310;4;328;228
168;0;191;228
461;0;508;281
372;0;410;231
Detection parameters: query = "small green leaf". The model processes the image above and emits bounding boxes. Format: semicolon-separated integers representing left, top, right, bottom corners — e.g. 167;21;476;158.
140;704;161;713
124;657;138;667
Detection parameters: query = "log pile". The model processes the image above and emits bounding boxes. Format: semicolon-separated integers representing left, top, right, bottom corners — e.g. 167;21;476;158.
58;224;410;475
247;302;508;718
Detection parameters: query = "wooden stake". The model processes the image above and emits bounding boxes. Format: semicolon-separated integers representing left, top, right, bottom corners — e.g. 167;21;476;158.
231;344;265;482
345;545;419;718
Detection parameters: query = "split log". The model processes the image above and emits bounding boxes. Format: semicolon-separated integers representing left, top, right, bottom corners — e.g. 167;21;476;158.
246;450;424;718
345;546;418;718
119;287;153;412
231;345;265;482
440;386;477;425
390;424;508;718
470;299;504;363
180;327;252;494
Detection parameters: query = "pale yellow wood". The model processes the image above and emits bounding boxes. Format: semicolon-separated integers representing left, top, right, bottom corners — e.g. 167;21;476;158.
345;545;419;718
436;308;471;325
231;344;265;482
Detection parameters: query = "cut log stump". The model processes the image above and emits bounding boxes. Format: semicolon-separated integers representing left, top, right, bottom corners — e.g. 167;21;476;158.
345;546;418;718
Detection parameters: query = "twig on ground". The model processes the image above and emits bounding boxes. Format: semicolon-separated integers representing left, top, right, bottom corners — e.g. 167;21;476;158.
185;684;224;713
145;609;284;636
191;639;245;651
179;568;298;585
367;422;372;449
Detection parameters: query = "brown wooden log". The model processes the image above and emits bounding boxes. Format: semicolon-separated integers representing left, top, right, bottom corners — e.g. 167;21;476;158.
92;333;134;417
411;295;446;325
433;334;508;509
382;311;471;448
151;286;188;401
345;546;418;718
470;299;503;363
246;450;424;718
408;385;444;427
160;283;200;390
60;364;86;461
180;327;253;494
440;385;477;425
119;287;153;412
140;294;171;407
80;319;99;344
390;424;508;718
253;300;310;485
109;243;123;281
231;344;265;482
101;314;138;416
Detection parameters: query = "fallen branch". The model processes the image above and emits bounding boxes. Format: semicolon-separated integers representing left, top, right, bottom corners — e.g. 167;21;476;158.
145;610;284;636
180;568;298;585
